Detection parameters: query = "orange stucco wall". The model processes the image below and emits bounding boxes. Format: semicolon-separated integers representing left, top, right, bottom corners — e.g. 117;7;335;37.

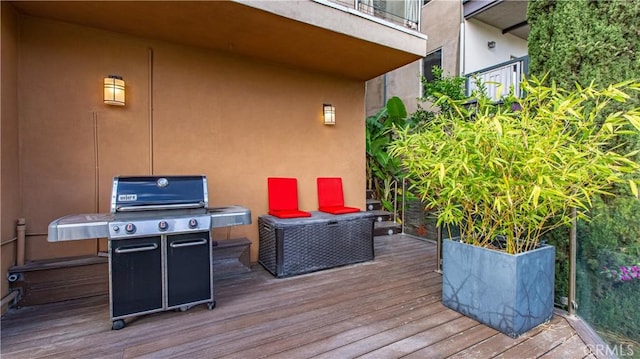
11;14;366;264
1;2;21;304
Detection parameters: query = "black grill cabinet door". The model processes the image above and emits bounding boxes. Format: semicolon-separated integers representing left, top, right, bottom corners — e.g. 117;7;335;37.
166;232;213;308
110;236;163;318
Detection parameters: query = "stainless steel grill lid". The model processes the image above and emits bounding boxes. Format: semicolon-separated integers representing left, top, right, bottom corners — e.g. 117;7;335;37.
111;176;208;213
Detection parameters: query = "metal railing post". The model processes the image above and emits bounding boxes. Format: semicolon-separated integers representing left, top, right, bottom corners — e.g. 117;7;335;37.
393;179;398;223
569;207;577;315
401;177;406;234
435;224;442;273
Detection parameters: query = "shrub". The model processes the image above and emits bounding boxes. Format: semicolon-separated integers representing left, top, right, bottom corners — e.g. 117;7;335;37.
390;76;640;254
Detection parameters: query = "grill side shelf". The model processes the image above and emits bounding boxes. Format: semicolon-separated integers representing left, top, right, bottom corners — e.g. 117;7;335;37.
209;206;252;228
48;213;113;242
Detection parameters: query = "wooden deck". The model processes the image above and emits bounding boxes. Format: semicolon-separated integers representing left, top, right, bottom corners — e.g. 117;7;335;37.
1;234;596;358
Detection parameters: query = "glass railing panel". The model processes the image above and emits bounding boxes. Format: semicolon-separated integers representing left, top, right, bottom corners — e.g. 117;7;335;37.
575;197;640;357
324;0;420;30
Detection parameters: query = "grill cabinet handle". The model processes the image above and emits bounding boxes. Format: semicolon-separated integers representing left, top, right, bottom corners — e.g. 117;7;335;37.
114;243;158;254
170;238;207;248
117;202;205;212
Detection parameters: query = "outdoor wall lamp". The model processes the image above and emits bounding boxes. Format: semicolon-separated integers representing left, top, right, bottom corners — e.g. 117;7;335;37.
104;75;125;106
487;41;496;49
323;104;335;125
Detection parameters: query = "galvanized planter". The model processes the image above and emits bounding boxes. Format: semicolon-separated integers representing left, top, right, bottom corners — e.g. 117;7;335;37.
442;238;555;338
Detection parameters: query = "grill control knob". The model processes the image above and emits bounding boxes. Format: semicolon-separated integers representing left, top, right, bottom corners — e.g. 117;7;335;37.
188;218;198;229
125;223;136;234
158;221;168;231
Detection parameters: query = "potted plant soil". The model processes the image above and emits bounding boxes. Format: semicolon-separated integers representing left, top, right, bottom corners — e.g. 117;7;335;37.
389;77;640;337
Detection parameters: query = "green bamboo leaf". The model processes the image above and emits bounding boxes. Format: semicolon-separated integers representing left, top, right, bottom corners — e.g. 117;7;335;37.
604;122;614;133
438;163;445;184
530;185;541;208
494;197;501;214
630;180;639;198
623;113;640;131
492;117;503;136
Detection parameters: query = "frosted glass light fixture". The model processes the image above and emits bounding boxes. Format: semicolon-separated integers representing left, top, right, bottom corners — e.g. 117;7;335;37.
323;104;335;125
104;75;125;106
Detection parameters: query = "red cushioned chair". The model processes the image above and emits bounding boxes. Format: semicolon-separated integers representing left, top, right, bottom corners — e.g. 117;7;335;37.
317;177;360;215
267;177;311;219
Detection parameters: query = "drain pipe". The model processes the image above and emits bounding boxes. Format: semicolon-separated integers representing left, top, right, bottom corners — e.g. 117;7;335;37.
1;290;20;310
16;218;26;266
458;2;465;76
148;47;155;175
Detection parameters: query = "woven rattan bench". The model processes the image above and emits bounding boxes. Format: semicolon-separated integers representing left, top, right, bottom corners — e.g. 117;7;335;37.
258;211;375;278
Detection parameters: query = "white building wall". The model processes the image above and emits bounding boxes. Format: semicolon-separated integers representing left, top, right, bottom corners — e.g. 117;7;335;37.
464;18;527;74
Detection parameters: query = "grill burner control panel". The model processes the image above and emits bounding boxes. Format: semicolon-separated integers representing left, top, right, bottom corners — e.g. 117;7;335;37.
109;215;212;239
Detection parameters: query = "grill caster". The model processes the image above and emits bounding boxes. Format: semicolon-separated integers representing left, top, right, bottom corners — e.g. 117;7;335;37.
112;319;125;330
207;301;216;310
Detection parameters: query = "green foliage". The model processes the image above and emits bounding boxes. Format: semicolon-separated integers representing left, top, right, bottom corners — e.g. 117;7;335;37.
366;97;407;211
407;67;468;129
422;66;467;111
528;1;640;345
527;0;640;166
390;77;640;254
528;0;640;90
541;226;570;301
576;196;640;343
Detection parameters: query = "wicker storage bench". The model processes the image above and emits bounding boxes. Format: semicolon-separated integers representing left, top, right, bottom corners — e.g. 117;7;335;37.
258;211;375;278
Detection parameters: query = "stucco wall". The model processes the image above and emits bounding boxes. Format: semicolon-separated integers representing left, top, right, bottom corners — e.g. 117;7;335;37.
1;2;21;305
365;0;462;116
464;18;528;74
422;0;461;77
16;15;366;263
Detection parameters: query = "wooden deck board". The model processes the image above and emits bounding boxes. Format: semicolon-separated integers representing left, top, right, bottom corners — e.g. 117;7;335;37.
1;234;594;358
448;316;563;358
539;333;592;359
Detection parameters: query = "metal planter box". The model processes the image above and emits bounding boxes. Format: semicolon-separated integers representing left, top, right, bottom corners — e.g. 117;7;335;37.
442;238;555;338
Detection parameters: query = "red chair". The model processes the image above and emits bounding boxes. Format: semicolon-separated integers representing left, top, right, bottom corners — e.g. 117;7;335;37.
267;177;311;218
317;177;360;215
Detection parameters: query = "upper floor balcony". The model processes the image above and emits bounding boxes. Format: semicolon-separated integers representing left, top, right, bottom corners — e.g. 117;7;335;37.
463;0;529;40
328;0;421;31
9;0;427;81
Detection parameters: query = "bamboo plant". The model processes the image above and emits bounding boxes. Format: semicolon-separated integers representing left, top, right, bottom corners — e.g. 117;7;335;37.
389;76;640;254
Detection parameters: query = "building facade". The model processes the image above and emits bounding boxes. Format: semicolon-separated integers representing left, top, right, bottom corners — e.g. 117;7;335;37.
1;0;426;308
366;0;529;116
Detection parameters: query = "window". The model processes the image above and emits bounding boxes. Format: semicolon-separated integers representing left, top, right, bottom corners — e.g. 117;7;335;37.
422;49;442;82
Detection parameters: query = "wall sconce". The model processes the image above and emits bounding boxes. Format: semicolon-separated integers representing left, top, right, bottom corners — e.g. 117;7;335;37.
323;104;335;125
487;41;496;49
103;75;125;106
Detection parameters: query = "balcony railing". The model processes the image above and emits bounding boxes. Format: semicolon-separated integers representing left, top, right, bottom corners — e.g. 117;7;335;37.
466;56;529;101
326;0;421;30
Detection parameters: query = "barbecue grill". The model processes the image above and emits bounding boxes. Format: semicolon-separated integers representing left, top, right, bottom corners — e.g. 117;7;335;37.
48;175;251;330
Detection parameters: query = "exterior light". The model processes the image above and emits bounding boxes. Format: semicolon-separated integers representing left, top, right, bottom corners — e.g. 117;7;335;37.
104;75;125;106
487;41;496;49
323;104;335;125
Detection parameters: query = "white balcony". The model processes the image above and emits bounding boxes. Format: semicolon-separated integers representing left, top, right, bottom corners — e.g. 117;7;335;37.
466;56;528;101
